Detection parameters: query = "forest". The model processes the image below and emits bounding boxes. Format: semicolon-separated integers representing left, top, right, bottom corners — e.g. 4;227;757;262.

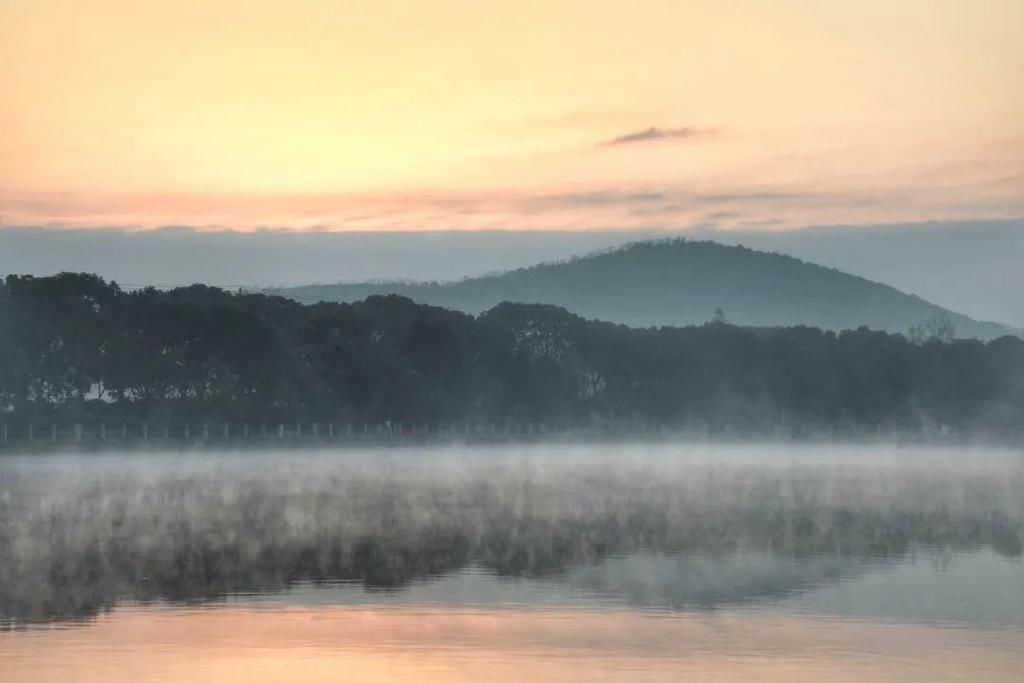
1;272;1022;439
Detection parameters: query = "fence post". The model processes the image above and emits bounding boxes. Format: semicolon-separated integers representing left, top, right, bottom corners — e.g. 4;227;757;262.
328;422;334;438
278;423;285;438
184;423;190;439
142;423;148;441
202;423;209;440
224;423;230;439
28;423;34;442
243;423;249;439
51;424;57;442
122;424;127;440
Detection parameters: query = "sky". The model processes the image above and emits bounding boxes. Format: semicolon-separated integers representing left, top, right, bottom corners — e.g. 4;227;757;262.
1;0;1022;231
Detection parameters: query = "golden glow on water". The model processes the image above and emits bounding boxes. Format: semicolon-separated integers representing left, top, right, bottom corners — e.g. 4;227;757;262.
3;448;1022;680
4;606;1023;682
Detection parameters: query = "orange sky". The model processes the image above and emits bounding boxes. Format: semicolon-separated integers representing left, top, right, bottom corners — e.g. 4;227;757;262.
1;0;1022;230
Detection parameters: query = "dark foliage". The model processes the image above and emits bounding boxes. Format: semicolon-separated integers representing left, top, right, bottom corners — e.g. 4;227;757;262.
1;273;1022;437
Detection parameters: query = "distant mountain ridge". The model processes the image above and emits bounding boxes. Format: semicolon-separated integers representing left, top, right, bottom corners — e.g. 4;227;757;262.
701;220;1024;328
6;220;1019;326
277;239;1013;339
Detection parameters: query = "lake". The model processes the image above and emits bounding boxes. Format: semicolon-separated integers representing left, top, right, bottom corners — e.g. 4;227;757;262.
1;443;1022;681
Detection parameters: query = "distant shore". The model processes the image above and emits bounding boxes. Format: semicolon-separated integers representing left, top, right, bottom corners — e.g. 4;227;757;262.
2;420;1020;454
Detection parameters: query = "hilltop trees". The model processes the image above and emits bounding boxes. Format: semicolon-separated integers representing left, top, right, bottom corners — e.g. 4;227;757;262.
0;272;1022;438
907;311;957;344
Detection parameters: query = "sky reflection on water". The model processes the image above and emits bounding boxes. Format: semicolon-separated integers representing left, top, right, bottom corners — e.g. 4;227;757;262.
1;444;1022;681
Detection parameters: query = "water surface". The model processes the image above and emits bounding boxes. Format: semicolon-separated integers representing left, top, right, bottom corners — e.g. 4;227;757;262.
2;444;1022;681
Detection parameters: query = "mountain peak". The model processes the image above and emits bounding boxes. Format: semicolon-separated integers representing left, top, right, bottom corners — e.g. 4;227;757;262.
279;239;1012;340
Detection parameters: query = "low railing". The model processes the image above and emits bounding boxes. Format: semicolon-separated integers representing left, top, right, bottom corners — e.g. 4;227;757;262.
0;419;609;450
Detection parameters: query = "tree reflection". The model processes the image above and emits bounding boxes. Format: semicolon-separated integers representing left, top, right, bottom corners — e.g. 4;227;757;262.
1;453;1021;626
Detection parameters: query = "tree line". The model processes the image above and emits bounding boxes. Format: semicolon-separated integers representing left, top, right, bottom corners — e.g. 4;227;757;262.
1;273;1022;438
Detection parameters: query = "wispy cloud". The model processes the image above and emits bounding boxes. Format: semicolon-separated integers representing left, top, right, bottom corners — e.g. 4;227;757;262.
601;126;716;146
4;178;1023;235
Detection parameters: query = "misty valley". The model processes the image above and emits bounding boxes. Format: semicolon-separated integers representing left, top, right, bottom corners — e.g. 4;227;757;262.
4;1;1022;679
1;241;1023;681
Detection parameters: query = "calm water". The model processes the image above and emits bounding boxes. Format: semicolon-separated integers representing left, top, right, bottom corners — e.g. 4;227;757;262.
2;443;1022;681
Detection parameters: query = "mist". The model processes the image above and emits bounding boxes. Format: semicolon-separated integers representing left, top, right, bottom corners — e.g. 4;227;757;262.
5;0;1023;678
3;443;1021;626
0;226;643;289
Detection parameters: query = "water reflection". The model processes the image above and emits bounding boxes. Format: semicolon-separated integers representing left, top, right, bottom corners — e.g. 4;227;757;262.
4;605;1024;682
1;445;1021;626
227;548;1024;629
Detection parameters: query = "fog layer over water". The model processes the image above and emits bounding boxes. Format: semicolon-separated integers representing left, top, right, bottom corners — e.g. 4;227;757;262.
1;444;1021;627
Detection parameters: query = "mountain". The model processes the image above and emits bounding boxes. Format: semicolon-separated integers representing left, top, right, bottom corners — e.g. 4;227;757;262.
276;239;1012;339
6;220;1020;327
699;219;1024;329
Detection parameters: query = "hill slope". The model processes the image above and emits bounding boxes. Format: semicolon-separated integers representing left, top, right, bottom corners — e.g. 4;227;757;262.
279;239;1012;339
